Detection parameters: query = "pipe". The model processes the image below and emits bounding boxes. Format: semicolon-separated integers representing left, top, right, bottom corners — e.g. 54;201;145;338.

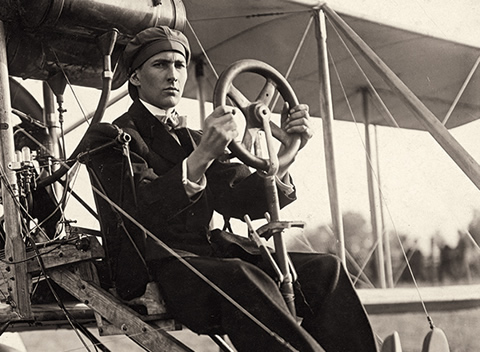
38;29;118;188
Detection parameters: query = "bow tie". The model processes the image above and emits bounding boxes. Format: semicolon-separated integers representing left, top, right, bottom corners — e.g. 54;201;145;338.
156;113;181;131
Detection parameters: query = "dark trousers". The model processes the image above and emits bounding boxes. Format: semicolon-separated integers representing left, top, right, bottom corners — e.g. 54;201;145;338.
150;252;378;352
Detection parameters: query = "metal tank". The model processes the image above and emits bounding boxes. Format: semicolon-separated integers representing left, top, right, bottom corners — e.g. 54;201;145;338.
3;0;187;88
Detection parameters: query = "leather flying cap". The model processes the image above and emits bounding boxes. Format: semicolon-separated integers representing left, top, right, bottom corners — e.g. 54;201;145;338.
114;26;190;99
123;26;190;75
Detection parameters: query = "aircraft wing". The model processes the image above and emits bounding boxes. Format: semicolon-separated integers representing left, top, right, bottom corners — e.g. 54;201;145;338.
182;0;480;130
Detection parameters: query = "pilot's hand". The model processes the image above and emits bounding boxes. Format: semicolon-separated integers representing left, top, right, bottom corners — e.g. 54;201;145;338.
198;105;238;161
281;102;313;150
187;106;238;182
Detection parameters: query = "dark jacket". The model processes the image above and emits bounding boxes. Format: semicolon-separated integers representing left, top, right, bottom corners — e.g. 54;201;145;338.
84;99;296;298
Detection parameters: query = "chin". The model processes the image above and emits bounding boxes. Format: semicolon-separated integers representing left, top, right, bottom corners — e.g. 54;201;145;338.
157;96;180;109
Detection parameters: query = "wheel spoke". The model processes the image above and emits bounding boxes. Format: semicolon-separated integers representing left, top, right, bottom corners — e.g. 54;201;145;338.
256;79;276;107
227;84;250;110
270;122;289;145
214;59;300;172
242;126;261;152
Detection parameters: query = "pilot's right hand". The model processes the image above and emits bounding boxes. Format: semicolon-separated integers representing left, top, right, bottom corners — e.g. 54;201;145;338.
186;106;238;182
198;105;238;161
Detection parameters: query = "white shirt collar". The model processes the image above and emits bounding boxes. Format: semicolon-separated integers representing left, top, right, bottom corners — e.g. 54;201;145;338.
139;98;176;118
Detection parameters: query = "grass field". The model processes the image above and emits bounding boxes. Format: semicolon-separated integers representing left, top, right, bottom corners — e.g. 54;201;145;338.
1;306;476;351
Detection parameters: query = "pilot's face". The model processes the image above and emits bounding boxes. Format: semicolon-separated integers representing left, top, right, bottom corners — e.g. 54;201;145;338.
130;51;187;110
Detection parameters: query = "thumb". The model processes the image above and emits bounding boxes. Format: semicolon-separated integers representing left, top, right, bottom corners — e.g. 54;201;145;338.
281;101;290;128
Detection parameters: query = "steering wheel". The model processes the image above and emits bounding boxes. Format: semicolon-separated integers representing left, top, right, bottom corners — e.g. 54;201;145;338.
213;59;302;173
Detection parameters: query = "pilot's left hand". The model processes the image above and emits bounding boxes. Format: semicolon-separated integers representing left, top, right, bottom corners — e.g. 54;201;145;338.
281;102;313;150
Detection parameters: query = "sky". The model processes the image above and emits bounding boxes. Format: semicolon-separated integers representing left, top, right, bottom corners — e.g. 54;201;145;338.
7;0;480;255
328;0;480;47
323;0;480;251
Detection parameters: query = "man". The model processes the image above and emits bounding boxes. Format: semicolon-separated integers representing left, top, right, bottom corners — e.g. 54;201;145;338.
87;26;378;352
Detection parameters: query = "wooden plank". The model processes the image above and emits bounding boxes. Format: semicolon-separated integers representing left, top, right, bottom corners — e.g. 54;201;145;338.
0;236;104;294
358;285;480;314
49;267;193;352
0;301;95;326
27;237;105;273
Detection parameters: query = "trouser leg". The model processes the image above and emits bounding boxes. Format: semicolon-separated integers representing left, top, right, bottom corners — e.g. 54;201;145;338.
287;253;378;352
150;256;324;352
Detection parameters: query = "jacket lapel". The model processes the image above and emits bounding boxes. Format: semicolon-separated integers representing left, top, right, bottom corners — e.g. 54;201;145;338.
129;100;187;165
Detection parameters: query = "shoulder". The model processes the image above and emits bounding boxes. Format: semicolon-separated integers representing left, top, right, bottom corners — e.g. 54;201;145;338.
113;112;136;130
111;105;150;155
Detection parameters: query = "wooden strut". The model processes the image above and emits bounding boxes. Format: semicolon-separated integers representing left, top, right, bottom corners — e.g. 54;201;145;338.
313;8;346;265
48;266;192;352
0;20;31;319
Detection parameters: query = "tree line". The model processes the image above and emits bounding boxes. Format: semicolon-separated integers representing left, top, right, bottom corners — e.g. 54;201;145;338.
299;210;480;288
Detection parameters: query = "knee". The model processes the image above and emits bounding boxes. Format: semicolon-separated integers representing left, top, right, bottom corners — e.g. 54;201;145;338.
324;254;344;292
302;253;344;295
224;259;279;294
323;253;343;276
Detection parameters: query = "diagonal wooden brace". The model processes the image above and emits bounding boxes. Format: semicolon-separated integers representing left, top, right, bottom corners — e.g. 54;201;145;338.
48;267;192;352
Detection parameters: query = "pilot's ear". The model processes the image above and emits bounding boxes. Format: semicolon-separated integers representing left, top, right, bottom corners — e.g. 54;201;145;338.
129;70;141;87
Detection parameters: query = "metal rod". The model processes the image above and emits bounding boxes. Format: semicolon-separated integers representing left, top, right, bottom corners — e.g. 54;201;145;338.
263;175;296;316
0;20;31;318
442;55;480;126
314;9;346;265
323;4;480;192
244;215;284;283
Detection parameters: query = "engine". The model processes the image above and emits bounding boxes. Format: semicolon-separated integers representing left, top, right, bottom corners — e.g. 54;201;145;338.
2;0;187;88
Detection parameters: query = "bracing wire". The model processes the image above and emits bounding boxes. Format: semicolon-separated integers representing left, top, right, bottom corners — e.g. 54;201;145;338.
326;17;400;129
329;21;480;260
51;49;89;126
186;20;219;81
465;229;480;253
323;225;377;288
61;323;185;352
325;12;437;328
442;55;480;126
270;15;314;110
